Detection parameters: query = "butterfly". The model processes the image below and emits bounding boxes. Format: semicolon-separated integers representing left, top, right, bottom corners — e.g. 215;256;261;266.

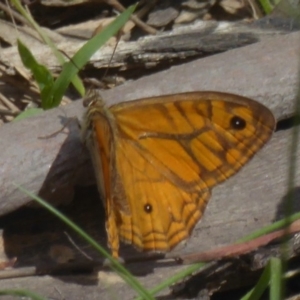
81;91;275;259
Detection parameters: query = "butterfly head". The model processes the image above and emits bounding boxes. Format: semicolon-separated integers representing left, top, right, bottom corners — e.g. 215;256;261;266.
83;89;106;109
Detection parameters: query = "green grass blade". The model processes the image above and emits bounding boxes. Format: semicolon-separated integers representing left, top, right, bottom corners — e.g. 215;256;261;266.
241;261;270;300
258;0;274;14
0;289;46;300
270;257;283;300
137;211;300;299
237;212;300;243
15;184;154;300
11;0;67;64
240;257;283;300
11;0;84;96
135;262;206;300
12;1;135;109
44;5;136;108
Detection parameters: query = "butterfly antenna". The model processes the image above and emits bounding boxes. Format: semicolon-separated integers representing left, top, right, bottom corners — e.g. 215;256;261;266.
102;30;121;81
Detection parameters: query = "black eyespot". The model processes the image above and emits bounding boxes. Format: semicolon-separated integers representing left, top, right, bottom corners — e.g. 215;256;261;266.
230;116;246;130
144;204;153;213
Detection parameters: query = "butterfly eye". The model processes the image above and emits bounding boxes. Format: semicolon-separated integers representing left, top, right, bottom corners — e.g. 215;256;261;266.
230;116;246;130
144;204;153;213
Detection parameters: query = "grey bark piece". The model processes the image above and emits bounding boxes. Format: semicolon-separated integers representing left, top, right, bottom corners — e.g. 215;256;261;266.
1;18;299;71
0;31;299;215
0;30;299;299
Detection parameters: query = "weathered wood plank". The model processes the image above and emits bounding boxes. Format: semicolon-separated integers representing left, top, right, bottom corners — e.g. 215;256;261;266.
0;31;299;299
0;31;299;214
1;18;299;70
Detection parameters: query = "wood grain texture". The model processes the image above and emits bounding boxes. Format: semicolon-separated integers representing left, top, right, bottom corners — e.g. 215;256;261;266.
1;18;299;70
1;31;299;214
0;31;299;299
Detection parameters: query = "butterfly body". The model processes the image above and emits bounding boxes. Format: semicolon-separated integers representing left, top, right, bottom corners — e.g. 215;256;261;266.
82;91;275;259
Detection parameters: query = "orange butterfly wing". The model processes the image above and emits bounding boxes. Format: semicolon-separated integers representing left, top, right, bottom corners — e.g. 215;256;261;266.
83;91;275;258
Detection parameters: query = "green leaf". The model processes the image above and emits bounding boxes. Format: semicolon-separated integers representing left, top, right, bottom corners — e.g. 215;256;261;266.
13;108;44;121
44;4;136;108
11;0;84;98
18;40;55;109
